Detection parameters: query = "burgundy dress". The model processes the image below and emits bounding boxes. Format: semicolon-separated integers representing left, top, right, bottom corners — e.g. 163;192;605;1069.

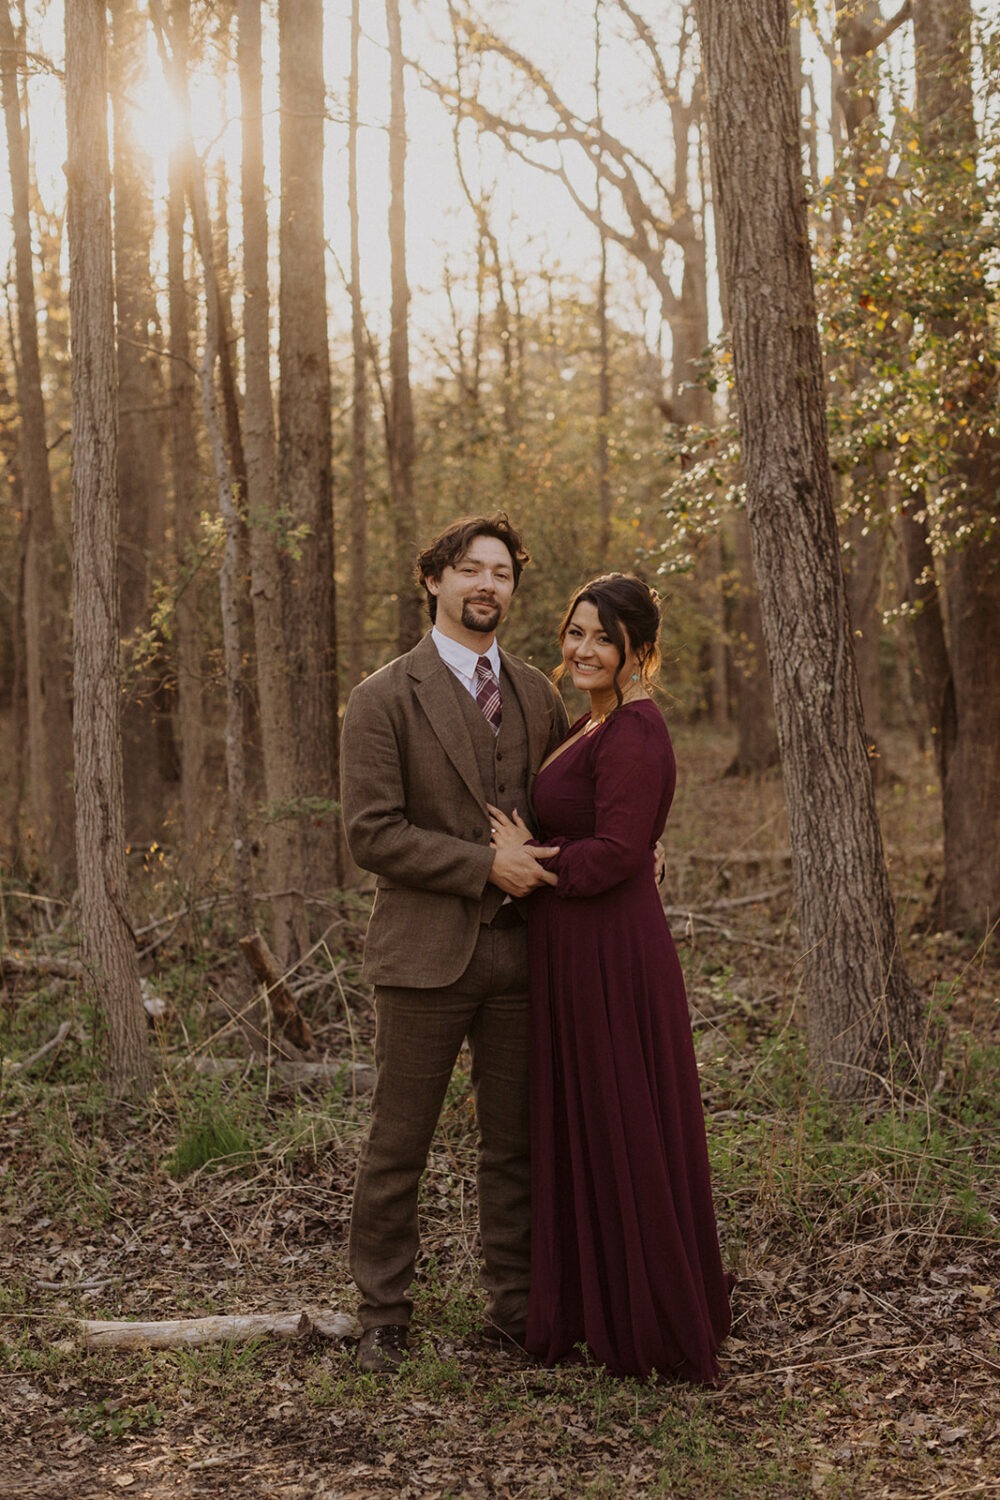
525;700;731;1383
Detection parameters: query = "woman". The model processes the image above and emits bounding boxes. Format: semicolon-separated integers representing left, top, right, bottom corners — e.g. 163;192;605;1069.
488;574;731;1383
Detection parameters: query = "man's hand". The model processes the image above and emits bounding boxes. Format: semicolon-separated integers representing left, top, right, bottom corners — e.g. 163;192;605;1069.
488;842;559;897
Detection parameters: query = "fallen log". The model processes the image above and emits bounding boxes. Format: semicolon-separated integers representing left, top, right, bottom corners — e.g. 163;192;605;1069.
79;1308;360;1350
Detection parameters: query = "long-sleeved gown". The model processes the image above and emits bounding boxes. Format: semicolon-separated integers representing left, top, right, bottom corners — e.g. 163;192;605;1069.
525;700;731;1382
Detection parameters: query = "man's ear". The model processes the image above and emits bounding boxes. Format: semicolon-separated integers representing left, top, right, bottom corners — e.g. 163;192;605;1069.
425;573;441;596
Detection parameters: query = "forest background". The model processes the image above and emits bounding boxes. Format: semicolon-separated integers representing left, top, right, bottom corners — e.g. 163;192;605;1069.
0;1;998;1497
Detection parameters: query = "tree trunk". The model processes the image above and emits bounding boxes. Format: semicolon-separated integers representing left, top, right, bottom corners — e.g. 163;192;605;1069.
347;0;368;692
110;0;168;845
912;0;1000;935
65;0;151;1098
166;0;206;864
239;0;308;965
385;0;422;653
0;1;75;886
694;0;926;1096
278;0;342;898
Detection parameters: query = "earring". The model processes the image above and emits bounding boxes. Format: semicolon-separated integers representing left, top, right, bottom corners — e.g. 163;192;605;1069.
631;671;639;682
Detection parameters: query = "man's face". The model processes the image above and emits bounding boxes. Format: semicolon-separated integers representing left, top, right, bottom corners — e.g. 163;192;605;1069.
427;535;516;644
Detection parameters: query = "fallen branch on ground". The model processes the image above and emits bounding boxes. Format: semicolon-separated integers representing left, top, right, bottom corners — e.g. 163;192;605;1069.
5;1020;73;1074
79;1308;360;1350
238;931;316;1052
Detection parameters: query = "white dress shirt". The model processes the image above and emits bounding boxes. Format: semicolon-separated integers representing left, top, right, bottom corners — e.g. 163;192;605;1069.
431;627;502;698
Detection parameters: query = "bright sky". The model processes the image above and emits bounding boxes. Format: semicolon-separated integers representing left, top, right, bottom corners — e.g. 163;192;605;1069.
3;1;699;358
4;1;953;363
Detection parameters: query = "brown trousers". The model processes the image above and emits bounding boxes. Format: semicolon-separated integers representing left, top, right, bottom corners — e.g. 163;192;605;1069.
349;921;530;1333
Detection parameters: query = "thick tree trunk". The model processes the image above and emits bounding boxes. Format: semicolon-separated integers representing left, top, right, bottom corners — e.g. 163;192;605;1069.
239;0;308;966
110;0;168;844
912;0;1000;935
166;0;206;863
695;0;926;1096
278;0;341;898
65;0;151;1098
385;0;422;653
0;1;75;886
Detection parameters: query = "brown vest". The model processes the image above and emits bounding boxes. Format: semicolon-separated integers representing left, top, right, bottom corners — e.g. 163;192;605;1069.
447;668;533;922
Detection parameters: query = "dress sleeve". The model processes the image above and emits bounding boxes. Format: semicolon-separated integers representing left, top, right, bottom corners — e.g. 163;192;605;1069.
541;709;672;900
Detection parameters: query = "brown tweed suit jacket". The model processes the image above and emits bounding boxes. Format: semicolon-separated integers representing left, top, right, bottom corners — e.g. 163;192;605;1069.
341;633;568;989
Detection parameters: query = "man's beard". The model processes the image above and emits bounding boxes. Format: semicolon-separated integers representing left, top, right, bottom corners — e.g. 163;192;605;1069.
462;599;501;633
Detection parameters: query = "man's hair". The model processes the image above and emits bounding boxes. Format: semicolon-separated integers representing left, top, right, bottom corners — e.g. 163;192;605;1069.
415;512;530;622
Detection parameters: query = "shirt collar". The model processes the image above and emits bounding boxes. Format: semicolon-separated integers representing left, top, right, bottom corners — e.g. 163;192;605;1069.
431;626;501;681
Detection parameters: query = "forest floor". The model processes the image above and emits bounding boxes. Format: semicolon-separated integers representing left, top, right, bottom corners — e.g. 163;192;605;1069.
1;727;998;1499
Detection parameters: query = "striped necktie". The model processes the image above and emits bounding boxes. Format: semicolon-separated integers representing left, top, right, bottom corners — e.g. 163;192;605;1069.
475;655;502;733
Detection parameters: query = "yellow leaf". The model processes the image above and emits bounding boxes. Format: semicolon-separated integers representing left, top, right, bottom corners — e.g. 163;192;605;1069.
961;157;975;173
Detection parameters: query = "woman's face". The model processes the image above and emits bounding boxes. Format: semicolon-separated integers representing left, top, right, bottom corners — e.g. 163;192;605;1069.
561;600;640;697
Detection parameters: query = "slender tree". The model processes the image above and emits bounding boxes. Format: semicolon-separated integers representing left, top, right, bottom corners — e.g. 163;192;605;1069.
0;1;75;884
166;0;206;862
278;0;341;897
65;0;151;1097
151;0;255;937
694;0;927;1095
909;0;1000;934
347;0;368;691
110;0;169;842
238;0;308;964
385;0;422;653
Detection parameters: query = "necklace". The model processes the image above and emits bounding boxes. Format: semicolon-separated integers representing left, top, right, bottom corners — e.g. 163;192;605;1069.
584;688;647;733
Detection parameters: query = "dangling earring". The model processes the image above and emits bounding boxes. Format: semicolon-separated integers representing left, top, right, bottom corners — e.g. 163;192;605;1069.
631;672;639;682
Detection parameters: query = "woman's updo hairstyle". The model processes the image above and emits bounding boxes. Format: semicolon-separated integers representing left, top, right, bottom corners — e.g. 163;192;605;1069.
554;572;662;709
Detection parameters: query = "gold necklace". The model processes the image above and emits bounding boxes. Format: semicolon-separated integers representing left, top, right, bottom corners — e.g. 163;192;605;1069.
584;688;647;733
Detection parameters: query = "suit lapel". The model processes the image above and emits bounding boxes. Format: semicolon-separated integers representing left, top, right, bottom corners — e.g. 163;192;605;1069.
410;637;485;807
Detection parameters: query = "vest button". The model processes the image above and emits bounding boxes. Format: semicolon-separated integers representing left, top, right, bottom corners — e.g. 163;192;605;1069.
498;784;506;794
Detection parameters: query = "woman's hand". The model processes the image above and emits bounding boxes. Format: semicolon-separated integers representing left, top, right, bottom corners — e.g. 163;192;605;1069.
486;802;532;851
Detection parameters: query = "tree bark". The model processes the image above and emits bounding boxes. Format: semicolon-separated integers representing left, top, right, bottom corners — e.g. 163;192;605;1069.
0;1;75;886
278;0;342;897
238;0;308;965
694;0;926;1096
726;509;779;775
65;0;151;1099
385;0;422;653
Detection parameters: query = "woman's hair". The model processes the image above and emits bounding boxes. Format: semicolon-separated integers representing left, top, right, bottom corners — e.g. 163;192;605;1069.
554;572;662;708
415;512;529;622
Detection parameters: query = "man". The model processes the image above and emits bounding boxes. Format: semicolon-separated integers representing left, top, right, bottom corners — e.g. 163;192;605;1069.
340;513;568;1374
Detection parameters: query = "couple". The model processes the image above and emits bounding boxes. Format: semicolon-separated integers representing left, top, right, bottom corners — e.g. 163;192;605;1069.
340;513;731;1384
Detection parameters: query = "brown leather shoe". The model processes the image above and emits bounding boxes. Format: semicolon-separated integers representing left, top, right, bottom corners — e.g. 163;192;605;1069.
357;1324;408;1374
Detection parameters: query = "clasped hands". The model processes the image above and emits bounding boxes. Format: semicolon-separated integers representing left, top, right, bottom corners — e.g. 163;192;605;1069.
485;802;558;897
